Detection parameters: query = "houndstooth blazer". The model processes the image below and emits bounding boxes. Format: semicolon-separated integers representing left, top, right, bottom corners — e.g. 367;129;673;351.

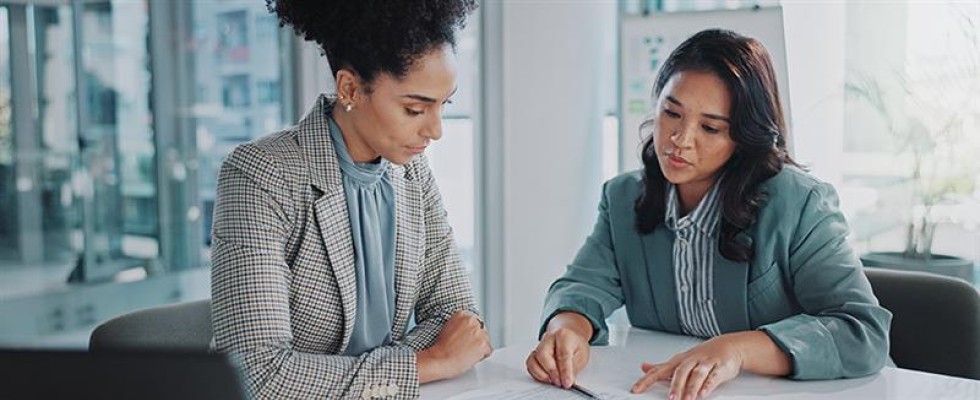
210;94;477;399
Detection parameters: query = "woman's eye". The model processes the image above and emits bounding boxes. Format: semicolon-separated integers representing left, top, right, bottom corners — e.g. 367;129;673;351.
406;108;424;116
663;109;681;118
702;125;720;134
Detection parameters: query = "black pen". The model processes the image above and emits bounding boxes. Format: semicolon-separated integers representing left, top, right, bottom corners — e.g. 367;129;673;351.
570;383;602;399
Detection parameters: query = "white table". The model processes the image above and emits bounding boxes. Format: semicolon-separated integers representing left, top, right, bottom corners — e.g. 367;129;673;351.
421;326;980;399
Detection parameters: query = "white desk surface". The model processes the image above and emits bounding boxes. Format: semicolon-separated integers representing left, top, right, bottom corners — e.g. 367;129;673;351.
421;326;980;399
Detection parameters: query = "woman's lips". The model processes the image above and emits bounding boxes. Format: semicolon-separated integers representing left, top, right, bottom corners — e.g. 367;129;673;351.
666;154;691;168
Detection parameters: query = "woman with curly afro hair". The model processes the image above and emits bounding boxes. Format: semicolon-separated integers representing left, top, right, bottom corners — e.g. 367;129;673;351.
209;1;489;398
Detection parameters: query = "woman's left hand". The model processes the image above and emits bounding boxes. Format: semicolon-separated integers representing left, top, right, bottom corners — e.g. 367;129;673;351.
630;333;745;400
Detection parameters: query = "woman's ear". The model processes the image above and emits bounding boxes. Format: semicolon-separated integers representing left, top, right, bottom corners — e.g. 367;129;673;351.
335;69;360;106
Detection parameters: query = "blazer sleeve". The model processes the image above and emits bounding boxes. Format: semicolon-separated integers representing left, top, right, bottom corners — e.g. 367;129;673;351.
758;182;892;380
211;144;419;400
539;181;626;345
399;154;479;352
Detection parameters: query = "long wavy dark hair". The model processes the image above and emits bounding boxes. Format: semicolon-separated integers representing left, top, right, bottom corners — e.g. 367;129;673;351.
635;29;799;262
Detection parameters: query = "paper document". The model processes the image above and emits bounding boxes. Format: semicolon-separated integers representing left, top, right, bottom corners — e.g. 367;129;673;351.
446;382;633;400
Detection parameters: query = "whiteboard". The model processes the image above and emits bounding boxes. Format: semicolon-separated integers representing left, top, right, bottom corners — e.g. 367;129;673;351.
619;7;790;171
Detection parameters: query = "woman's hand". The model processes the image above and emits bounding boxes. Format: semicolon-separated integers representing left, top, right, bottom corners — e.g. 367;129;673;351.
631;331;791;400
417;310;492;383
525;312;593;389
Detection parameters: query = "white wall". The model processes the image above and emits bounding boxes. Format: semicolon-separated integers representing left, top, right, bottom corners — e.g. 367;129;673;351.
497;1;616;345
781;2;847;187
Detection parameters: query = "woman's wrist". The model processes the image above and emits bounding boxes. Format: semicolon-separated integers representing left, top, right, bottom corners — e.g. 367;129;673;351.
546;311;594;343
729;330;792;376
416;347;447;384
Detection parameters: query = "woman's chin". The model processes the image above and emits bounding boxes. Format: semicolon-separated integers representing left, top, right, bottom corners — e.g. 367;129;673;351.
660;167;692;185
385;152;416;166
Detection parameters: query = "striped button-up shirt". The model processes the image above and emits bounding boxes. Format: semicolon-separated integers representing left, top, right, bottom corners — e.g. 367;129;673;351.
664;181;723;338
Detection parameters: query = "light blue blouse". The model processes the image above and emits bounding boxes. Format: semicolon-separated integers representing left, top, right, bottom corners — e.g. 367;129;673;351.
328;116;397;356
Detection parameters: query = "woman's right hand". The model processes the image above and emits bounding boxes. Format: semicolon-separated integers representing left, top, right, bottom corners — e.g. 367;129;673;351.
525;311;593;389
417;310;492;383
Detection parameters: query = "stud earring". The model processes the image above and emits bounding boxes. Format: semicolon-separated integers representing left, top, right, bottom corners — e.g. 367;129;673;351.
345;103;353;112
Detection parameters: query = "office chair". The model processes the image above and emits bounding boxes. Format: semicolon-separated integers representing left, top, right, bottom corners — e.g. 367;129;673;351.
864;267;980;380
89;299;213;352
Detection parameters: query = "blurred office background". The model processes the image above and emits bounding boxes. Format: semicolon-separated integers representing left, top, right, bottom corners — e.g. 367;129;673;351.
0;0;977;349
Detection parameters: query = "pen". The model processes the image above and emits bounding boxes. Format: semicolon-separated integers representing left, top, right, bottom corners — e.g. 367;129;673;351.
570;383;602;399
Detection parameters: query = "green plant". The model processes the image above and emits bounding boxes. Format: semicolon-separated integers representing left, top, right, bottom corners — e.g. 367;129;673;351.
844;11;980;259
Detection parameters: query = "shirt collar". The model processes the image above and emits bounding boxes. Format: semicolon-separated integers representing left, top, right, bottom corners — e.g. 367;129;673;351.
664;177;724;236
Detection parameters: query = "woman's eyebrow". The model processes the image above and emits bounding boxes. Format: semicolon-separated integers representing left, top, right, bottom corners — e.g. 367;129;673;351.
666;95;730;122
401;87;459;104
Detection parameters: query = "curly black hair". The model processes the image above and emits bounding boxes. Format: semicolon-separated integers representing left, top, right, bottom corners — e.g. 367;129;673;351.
268;0;477;85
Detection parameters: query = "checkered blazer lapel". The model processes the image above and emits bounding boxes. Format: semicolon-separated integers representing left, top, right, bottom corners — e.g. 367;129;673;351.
388;163;422;339
297;95;421;348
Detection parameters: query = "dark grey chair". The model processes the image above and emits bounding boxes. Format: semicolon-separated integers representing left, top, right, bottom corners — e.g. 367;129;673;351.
89;299;213;352
864;267;980;380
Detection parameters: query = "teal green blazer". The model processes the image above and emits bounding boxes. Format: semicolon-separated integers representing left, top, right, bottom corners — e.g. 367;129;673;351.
541;167;891;380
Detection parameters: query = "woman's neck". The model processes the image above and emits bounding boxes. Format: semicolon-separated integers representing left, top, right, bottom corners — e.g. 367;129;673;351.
331;107;379;163
675;178;715;216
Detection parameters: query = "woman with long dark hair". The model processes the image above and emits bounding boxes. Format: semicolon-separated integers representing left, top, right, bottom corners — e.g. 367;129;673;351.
210;1;490;399
526;29;890;400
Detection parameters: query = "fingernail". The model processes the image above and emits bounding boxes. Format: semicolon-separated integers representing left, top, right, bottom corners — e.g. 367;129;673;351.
669;393;675;400
700;389;707;397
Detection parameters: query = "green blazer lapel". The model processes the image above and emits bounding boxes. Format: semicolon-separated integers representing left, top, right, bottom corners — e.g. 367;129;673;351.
642;228;681;333
711;234;751;333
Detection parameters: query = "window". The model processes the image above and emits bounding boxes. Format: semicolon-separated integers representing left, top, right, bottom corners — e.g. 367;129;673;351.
221;74;251;108
257;80;279;105
0;0;294;348
217;10;248;63
0;6;12;260
840;2;980;282
193;1;290;258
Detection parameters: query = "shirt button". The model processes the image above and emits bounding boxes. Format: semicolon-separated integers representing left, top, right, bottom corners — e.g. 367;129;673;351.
680;285;689;292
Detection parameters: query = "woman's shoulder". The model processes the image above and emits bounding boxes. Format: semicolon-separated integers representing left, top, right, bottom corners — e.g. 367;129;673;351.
759;165;840;213
604;169;645;198
222;127;304;186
